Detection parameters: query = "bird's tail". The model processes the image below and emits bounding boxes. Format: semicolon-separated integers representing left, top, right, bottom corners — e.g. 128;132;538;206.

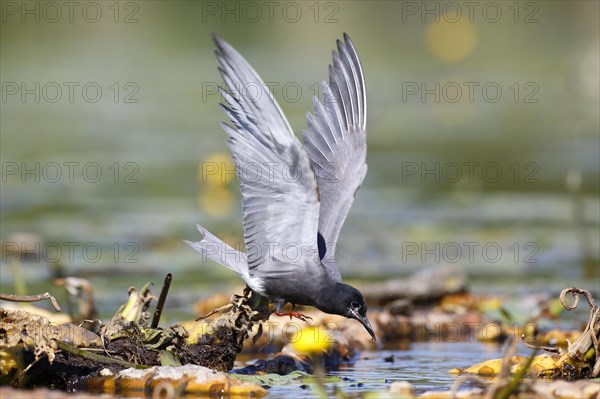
184;224;248;277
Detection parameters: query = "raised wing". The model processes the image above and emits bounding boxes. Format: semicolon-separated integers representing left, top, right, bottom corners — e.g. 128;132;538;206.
302;33;367;268
213;34;321;278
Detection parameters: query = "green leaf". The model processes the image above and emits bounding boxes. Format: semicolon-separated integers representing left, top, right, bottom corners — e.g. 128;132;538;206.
159;350;182;367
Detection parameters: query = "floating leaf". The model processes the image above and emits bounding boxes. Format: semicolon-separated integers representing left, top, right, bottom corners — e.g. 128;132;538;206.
458;356;525;375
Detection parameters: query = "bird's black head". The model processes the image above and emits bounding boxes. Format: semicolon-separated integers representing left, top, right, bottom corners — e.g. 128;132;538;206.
318;282;376;341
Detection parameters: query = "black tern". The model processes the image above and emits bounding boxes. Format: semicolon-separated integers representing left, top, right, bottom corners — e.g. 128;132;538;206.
186;33;375;340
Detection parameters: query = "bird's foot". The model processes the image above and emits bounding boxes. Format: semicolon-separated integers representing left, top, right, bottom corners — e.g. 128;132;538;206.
274;311;313;322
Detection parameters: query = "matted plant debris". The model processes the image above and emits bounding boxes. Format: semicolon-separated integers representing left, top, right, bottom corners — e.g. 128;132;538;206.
1;276;599;398
0;280;271;391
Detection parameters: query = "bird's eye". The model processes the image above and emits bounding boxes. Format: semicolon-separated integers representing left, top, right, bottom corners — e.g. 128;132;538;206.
350;301;360;309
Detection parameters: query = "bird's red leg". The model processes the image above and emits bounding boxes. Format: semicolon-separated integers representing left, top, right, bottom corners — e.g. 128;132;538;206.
274;303;312;322
274;310;313;322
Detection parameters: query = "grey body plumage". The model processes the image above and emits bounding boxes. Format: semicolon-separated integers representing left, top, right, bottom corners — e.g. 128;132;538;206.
185;33;375;340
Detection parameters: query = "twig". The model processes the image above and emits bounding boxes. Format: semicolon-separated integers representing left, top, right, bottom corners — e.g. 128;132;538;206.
560;287;599;351
521;337;562;354
195;302;234;321
560;287;596;311
151;273;172;328
55;340;149;369
558;287;600;378
590;308;600;354
0;292;61;312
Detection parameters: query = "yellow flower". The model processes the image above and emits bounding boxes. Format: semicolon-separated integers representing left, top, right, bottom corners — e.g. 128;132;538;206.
197;152;236;216
199;185;233;217
291;325;332;354
198;152;236;186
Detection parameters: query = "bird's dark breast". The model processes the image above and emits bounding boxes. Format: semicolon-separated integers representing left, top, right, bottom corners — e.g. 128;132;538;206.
263;282;314;307
262;273;329;308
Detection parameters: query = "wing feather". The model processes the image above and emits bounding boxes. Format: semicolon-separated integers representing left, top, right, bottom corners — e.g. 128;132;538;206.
302;34;367;273
213;35;321;278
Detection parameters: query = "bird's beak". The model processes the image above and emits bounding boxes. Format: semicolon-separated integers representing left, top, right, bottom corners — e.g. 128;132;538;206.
350;309;376;341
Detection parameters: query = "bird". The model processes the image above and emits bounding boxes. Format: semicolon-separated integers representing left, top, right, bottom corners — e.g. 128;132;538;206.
185;33;375;341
